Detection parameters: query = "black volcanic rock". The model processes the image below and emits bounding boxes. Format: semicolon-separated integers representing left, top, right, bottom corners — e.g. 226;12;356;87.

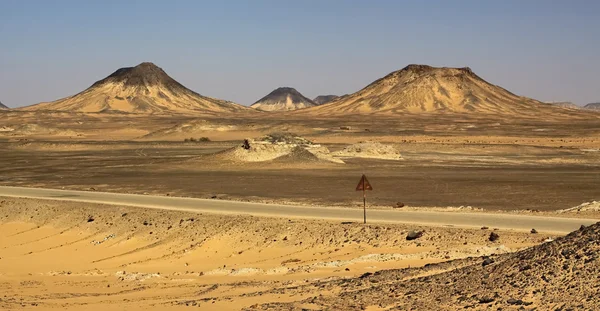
255;87;313;105
313;95;339;105
90;62;192;95
584;102;600;110
250;87;317;111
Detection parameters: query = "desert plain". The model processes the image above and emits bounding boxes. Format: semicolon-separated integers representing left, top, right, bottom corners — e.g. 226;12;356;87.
1;63;600;310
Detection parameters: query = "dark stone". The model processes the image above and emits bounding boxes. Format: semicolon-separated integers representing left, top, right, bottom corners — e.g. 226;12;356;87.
489;232;500;242
242;139;251;150
507;298;524;305
406;230;423;240
359;272;373;279
482;257;495;267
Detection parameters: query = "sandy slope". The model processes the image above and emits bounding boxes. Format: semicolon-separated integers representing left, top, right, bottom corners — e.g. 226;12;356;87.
0;197;550;311
256;222;600;310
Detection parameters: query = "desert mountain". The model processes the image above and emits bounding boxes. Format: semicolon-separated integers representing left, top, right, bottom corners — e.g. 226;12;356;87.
547;101;579;109
585;102;600;110
0;101;8;109
250;87;317;111
297;64;561;115
313;95;340;105
22;62;249;114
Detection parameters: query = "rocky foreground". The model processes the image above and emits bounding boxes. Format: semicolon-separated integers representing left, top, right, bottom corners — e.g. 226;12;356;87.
0;197;549;310
248;222;600;310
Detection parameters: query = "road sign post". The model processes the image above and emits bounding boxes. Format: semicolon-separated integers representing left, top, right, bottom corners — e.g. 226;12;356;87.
355;174;373;224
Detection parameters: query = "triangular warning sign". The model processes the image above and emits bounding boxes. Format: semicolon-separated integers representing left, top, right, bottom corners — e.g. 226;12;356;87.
356;174;373;191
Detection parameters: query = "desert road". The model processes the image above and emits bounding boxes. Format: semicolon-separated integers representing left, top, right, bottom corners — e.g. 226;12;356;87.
0;186;597;234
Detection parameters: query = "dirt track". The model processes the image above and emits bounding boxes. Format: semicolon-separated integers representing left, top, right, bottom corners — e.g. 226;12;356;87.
1;138;600;211
0;186;597;233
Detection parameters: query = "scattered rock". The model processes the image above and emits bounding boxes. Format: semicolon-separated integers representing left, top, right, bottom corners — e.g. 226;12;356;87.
242;139;251;150
478;297;494;304
395;202;405;208
481;226;489;230
406;230;423;241
507;298;524;305
530;228;538;234
488;232;500;242
359;272;373;279
482;256;495;266
281;259;301;265
87;216;95;223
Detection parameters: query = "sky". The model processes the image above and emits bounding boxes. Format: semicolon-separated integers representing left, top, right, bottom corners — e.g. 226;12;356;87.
0;0;599;108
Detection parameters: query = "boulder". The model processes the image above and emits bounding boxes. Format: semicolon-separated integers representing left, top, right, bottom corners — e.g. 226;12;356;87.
406;230;423;241
488;232;500;242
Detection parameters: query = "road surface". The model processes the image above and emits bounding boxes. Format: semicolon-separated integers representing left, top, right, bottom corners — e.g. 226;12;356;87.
0;186;597;234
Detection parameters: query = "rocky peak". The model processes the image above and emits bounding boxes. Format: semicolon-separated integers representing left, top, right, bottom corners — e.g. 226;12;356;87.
91;62;179;89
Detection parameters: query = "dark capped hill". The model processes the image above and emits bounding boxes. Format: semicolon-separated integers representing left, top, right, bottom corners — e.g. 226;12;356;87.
547;101;579;109
0;101;8;109
22;62;250;114
250;87;317;111
313;95;340;105
584;102;600;110
296;64;578;116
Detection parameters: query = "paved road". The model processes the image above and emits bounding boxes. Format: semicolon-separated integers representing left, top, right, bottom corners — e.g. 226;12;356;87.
0;186;597;234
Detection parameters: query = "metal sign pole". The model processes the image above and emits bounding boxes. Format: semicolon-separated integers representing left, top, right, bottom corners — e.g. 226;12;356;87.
356;174;372;225
363;177;366;224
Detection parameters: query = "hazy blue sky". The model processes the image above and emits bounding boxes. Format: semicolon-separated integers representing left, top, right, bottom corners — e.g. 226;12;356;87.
1;0;598;107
